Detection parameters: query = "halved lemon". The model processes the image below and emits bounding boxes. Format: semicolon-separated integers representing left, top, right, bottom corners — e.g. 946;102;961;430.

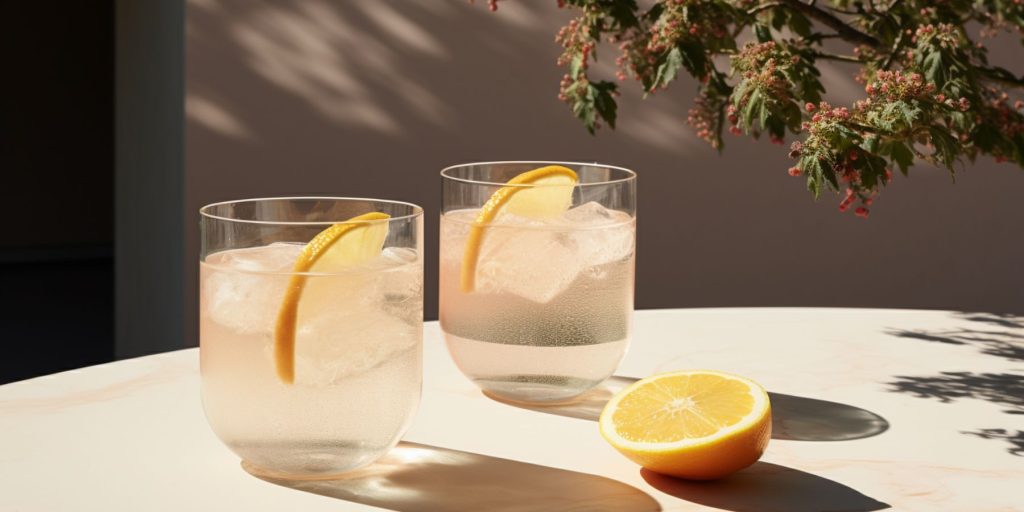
273;212;390;384
599;370;772;480
460;165;578;292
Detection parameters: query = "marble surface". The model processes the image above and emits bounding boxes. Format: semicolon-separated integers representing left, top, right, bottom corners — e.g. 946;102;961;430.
1;308;1022;511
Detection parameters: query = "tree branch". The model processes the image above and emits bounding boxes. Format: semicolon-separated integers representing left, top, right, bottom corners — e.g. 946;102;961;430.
811;51;861;63
747;2;785;16
880;28;907;70
978;68;1024;89
825;5;861;15
778;0;880;48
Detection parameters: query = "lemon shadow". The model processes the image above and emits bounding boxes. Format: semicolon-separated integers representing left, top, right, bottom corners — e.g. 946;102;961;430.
246;441;661;511
488;376;889;441
642;462;890;512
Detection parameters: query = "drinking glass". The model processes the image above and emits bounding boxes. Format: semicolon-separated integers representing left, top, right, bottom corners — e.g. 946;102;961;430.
440;162;637;404
200;197;423;478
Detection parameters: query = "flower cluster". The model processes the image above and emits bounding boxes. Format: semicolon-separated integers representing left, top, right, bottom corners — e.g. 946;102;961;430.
976;1;1024;38
555;17;598;113
555;18;595;71
616;0;731;88
729;42;796;125
788;101;881;216
912;23;961;49
863;71;936;103
982;88;1024;162
480;0;1024;218
688;94;721;148
686;84;730;149
726;41;817;142
732;41;792;92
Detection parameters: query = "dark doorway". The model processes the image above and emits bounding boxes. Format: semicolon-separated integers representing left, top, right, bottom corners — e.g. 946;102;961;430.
0;2;115;383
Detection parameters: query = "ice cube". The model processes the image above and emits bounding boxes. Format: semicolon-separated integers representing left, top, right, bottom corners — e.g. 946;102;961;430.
561;200;619;226
292;308;419;387
562;202;635;268
202;244;303;333
474;218;573;303
375;246;418;267
216;242;303;273
473;202;633;303
203;270;290;334
372;248;423;322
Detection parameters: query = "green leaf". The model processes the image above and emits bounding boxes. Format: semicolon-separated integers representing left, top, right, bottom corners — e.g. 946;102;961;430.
754;23;772;43
885;141;915;175
569;53;584;80
570;83;597;134
974;123;1002;153
770;9;786;31
766;116;786;140
781;101;802;131
678;40;709;80
858;153;887;188
758;100;770;128
923;51;948;90
787;12;812;37
605;0;640;29
592;81;618;130
861;136;880;154
929;127;959;169
742;89;763;131
803;157;824;198
652;47;683;91
898;103;920;125
821;160;839;190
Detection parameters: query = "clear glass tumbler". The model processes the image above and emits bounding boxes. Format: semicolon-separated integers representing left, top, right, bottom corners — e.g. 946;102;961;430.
200;197;423;479
440;162;637;404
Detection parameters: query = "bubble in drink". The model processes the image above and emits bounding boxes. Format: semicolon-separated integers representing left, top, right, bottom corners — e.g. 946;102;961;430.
200;244;422;476
440;201;635;403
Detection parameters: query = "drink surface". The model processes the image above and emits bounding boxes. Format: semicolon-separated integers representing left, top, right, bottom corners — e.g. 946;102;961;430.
440;201;635;403
200;242;422;477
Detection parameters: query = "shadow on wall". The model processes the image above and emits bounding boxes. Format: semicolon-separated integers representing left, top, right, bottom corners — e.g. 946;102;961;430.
186;0;702;331
186;0;1024;346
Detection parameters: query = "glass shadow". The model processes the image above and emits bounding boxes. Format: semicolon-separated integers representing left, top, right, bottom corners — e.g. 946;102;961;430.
769;393;890;441
641;462;890;512
489;376;889;441
246;441;661;512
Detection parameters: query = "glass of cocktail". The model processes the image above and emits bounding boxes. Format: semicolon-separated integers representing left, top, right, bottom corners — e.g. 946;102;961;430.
200;197;423;479
440;162;636;404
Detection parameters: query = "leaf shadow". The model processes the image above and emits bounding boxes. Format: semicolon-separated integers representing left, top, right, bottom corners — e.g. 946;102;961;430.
887;371;1024;456
886;371;1024;414
641;462;890;512
245;441;661;512
962;428;1024;457
885;312;1024;364
488;376;889;441
958;312;1024;329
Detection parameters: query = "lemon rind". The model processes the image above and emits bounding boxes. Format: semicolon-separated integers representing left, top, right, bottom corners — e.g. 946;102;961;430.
273;211;391;384
459;165;578;293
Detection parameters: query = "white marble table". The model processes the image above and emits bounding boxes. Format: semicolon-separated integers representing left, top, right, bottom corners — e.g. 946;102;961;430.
2;309;1022;511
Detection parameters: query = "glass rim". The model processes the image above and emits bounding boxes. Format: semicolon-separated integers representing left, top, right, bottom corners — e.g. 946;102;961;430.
440;160;637;188
199;196;423;226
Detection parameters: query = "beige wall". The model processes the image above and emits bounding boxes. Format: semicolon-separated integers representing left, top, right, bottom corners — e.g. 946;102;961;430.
186;0;1024;341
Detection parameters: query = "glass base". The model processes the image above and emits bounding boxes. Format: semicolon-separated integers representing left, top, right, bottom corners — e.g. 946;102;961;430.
234;441;384;481
476;374;601;405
